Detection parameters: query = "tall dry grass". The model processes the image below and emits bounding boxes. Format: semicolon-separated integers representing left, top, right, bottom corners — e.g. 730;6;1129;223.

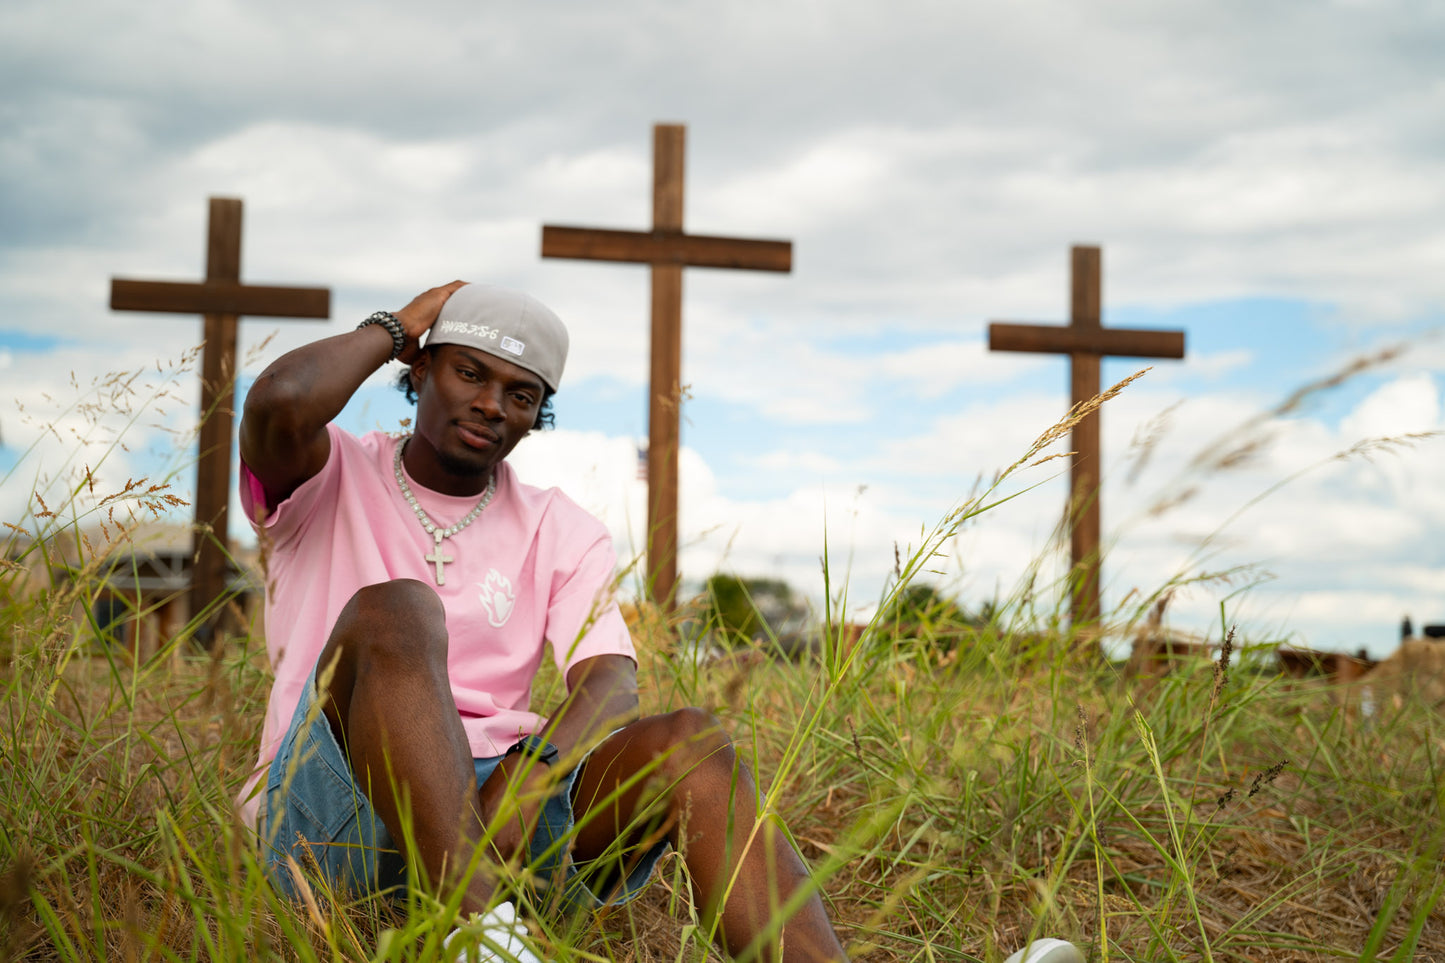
3;358;1443;962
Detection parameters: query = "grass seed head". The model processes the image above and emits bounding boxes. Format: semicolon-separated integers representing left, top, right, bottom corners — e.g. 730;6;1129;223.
1249;761;1289;797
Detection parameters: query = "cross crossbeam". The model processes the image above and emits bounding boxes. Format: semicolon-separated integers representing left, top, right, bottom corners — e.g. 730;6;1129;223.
988;245;1185;633
110;280;330;318
540;226;792;271
110;196;330;644
541;124;793;608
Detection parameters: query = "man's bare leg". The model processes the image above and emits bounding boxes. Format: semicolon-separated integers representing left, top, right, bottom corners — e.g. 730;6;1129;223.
314;578;496;912
570;709;848;963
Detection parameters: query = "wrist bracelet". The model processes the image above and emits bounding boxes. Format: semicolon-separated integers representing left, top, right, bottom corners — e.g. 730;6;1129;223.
504;735;559;766
358;311;406;361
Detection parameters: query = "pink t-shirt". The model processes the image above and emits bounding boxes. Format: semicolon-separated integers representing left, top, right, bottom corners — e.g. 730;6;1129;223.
236;425;636;824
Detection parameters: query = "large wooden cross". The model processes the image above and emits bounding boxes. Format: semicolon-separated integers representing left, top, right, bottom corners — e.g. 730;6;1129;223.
541;124;793;608
988;245;1185;630
110;196;330;642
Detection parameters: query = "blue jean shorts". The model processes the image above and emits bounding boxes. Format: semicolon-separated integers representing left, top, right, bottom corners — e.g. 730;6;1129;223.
260;676;667;910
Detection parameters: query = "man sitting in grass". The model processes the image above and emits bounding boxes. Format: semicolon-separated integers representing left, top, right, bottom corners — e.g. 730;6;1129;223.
237;280;1080;963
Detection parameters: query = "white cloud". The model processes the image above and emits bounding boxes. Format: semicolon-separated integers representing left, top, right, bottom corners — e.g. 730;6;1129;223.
3;0;1444;659
1175;349;1254;382
744;449;845;477
0;344;202;537
1341;373;1442;440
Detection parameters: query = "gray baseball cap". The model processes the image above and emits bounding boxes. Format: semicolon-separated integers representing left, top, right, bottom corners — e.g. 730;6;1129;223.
425;284;568;391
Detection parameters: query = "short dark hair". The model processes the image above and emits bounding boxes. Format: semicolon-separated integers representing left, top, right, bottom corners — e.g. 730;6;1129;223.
394;353;556;430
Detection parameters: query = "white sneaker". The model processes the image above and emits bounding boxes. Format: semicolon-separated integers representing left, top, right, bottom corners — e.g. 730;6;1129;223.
443;901;544;963
1002;937;1085;963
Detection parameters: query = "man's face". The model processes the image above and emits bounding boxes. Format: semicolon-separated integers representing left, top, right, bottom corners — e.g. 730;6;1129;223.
406;344;545;494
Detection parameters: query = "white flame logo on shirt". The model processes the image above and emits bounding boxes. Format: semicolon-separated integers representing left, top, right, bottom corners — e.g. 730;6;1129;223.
479;568;516;628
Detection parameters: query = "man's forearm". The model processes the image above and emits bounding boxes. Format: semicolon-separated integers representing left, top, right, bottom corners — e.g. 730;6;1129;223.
246;323;396;438
238;323;397;501
475;656;638;862
240;281;468;502
544;655;641;764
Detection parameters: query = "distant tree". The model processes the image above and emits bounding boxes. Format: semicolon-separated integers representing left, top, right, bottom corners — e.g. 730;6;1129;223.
701;574;808;649
882;583;963;626
879;582;996;653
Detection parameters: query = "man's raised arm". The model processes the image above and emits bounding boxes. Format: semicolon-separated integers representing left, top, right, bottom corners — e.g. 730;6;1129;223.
239;280;467;507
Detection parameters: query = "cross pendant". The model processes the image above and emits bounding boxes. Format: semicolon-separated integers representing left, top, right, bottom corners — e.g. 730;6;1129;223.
424;531;454;585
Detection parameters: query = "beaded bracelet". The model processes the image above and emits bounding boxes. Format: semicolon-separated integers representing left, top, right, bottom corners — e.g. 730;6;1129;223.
357;311;406;361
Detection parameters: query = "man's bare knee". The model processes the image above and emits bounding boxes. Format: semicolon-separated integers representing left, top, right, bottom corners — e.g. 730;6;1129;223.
316;579;455;757
649;708;737;783
325;579;449;681
343;579;445;628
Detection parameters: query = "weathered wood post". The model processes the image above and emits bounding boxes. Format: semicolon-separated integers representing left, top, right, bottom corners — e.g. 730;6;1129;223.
111;196;330;643
542;124;792;609
989;245;1185;634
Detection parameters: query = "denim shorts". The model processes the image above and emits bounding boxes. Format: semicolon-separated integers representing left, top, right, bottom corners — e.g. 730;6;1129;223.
261;676;666;910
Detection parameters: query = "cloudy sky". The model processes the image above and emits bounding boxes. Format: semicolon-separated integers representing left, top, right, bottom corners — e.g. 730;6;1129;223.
3;0;1442;656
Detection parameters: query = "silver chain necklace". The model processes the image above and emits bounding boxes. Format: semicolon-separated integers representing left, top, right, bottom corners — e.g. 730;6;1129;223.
393;436;496;586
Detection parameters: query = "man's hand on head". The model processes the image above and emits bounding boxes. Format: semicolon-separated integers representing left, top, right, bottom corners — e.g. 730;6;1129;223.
395;280;469;363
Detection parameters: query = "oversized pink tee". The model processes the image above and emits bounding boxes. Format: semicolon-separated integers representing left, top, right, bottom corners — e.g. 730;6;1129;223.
236;426;635;825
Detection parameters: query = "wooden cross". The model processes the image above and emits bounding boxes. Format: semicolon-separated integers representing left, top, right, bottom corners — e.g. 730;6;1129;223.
541;123;793;609
110;196;330;643
988;245;1185;631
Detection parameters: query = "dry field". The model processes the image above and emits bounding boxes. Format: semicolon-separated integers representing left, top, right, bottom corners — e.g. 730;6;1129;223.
3;587;1443;962
5;353;1442;961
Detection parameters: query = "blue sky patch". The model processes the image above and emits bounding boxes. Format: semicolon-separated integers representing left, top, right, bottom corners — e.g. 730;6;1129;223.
0;331;66;352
